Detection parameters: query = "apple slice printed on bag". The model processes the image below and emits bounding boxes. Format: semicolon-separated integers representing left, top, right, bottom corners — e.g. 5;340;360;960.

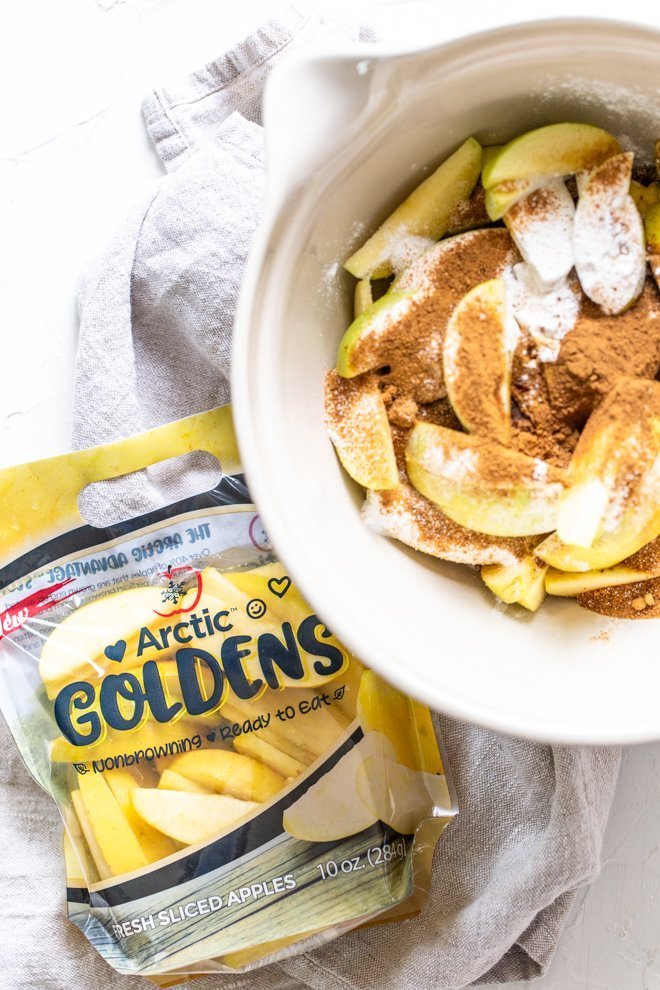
442;277;516;445
325;371;398;490
573;153;647;315
282;731;395;842
344;137;483;279
405;423;565;537
536;378;660;572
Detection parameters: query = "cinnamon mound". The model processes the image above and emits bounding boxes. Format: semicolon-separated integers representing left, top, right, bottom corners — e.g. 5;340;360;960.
371;229;517;403
578;577;660;619
544;277;660;426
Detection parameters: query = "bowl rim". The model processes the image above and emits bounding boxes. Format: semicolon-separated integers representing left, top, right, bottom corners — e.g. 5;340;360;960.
232;16;660;746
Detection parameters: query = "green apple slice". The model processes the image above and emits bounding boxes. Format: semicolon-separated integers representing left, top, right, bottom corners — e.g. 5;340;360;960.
356;756;452;834
504;178;575;284
325;370;398;490
482;122;620;188
336;290;418;378
574;153;646;315
354;278;373;317
443;278;514;444
536;378;660;571
485;177;541;221
406;423;565;537
344;137;483;279
481;554;548;611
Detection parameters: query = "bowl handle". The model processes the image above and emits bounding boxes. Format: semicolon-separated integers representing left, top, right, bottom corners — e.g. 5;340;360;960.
263;45;377;211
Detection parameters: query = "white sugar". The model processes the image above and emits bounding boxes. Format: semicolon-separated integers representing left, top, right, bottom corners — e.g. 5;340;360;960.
503;262;580;362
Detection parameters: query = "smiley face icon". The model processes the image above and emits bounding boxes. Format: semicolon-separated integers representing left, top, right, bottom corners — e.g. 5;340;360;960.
246;598;267;620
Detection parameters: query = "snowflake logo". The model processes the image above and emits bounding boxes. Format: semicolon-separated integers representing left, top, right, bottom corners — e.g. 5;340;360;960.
160;565;185;606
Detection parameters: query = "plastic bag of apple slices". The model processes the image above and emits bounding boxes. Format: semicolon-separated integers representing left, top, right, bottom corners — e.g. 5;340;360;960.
0;406;456;981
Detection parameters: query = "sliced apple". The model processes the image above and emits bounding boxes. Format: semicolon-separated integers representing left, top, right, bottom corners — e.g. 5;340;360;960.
573;153;646;315
485;177;541;221
630;179;660;215
63;830;87;887
443;278;514;444
357;669;443;774
645;202;660;289
356;756;452;835
77;771;150;876
344;137;483;279
168;749;284;803
233;734;306;779
325;371;398;490
362;483;533;567
406;423;565;537
504;178;575;285
536;378;660;571
482;123;620;188
131;788;258;846
545;559;660;597
158;768;213;793
106;767;177;861
481;554;548;611
354;279;373;317
336;291;419;378
71;790;112;881
282;731;394;842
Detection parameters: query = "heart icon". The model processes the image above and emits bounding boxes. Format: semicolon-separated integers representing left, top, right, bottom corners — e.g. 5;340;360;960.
206;731;216;743
268;576;292;599
104;640;126;663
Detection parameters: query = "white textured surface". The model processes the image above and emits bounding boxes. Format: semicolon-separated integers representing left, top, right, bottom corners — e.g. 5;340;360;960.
1;1;659;987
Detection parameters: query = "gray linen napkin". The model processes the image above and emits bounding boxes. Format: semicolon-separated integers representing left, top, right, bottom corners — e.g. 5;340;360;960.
0;5;621;989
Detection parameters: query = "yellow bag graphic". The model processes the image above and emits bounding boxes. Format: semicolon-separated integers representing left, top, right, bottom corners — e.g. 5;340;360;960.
0;407;456;981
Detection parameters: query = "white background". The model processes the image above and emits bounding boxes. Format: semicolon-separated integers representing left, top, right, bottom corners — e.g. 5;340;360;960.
1;1;659;988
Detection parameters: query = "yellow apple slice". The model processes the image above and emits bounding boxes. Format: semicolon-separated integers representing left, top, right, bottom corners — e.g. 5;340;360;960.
232;734;306;779
168;749;284;803
63;830;87;887
536;378;660;571
324;371;398;490
158;769;213;793
356;756;452;835
345;137;483;279
443;278;514;444
545;546;660;596
362;483;533;566
504;179;575;284
645;202;660;289
574;153;646;315
131;788;258;846
406;423;565;537
78;771;150;876
106;767;177;861
282;731;394;841
481;554;548;611
336;291;419;378
357;669;442;774
71;790;112;881
482;123;620;188
630;179;660;215
354;279;373;317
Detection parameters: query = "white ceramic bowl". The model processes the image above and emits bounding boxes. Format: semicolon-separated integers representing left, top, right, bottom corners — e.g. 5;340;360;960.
233;18;660;745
